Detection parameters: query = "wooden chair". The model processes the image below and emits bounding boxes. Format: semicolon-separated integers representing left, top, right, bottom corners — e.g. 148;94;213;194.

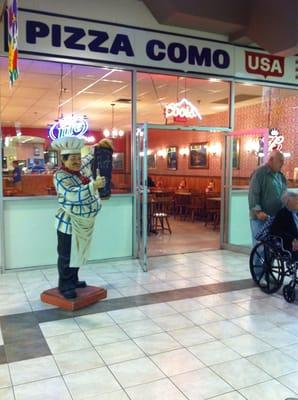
186;194;205;222
173;193;191;219
151;196;172;234
205;195;221;229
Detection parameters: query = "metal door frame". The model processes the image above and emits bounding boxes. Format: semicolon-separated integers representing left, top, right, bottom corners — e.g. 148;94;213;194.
133;123;232;271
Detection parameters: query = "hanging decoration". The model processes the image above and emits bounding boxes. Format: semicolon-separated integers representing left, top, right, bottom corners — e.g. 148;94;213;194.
103;103;124;138
165;98;202;123
7;0;19;86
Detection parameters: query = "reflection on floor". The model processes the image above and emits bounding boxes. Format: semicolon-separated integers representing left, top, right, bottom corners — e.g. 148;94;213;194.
148;218;220;257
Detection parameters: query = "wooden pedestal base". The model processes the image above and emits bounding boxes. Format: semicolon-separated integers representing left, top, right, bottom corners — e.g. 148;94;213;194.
40;286;107;311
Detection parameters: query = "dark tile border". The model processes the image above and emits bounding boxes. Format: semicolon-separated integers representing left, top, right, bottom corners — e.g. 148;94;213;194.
0;278;256;364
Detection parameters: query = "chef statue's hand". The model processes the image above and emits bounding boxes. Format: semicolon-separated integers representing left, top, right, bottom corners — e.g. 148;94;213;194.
93;175;106;190
93;169;106;190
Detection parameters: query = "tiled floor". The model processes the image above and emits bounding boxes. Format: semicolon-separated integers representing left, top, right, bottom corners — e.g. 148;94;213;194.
0;250;297;399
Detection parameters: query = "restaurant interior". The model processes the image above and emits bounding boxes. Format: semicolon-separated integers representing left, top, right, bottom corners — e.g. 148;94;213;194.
1;58;297;257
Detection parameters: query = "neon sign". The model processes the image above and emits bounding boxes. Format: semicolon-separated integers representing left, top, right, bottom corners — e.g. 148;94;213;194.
49;115;88;141
269;128;284;151
165;98;202;122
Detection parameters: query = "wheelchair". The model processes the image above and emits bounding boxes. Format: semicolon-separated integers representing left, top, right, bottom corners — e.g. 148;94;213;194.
249;227;298;303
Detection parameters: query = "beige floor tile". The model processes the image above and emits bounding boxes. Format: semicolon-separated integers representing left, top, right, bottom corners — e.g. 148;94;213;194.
248;349;298;378
119;319;163;338
200;320;246;340
39;319;80;338
0;387;14;400
188;340;240;366
46;332;91;354
171;367;232;399
222;334;272;357
278;371;298;394
74;313;115;331
168;326;214;346
54;348;104;375
239;379;296;400
211;358;271;390
126;378;187;400
96;339;144;365
64;367;121;399
134;332;181;356
150;348;204;376
9;355;60;385
109;357;164;388
14;377;72;400
0;365;11;389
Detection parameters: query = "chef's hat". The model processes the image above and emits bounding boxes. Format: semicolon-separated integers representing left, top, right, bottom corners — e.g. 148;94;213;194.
51;136;85;155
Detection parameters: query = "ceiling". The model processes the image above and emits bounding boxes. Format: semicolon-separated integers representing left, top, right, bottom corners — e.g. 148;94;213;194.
0;58;295;132
142;0;298;56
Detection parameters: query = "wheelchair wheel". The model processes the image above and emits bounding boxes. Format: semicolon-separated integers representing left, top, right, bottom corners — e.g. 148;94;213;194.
283;283;296;303
249;241;284;294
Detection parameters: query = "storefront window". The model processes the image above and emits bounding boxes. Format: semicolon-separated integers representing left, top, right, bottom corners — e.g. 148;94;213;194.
0;58;132;196
137;72;230;128
232;84;298;189
229;83;298;248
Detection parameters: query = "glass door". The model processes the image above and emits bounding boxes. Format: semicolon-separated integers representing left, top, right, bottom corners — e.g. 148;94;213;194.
135;123;148;271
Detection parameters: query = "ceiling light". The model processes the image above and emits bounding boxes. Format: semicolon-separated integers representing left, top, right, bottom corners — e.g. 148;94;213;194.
209;78;221;82
103;104;125;139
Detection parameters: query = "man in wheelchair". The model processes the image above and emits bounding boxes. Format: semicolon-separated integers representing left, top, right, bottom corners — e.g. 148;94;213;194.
270;191;298;261
250;191;298;302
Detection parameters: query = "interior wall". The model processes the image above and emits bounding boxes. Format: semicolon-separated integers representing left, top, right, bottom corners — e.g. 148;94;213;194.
148;129;223;177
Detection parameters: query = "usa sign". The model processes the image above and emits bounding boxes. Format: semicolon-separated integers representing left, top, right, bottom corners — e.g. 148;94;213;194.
245;51;285;78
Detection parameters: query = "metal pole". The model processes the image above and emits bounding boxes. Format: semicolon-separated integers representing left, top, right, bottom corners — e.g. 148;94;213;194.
131;69;137;257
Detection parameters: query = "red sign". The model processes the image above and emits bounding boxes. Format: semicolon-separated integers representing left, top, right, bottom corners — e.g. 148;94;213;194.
245;51;285;78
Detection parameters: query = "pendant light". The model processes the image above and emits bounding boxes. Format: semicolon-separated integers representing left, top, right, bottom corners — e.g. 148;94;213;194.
103;103;124;138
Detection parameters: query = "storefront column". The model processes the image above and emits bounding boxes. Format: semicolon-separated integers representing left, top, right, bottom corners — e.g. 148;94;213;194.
221;81;235;247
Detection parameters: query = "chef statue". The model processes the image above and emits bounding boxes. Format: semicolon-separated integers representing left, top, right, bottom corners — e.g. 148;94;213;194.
52;136;106;299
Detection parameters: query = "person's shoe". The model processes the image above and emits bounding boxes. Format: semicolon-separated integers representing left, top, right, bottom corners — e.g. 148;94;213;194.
62;289;77;299
75;281;87;288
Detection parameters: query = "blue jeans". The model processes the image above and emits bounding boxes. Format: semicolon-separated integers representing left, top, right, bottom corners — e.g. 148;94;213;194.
250;219;266;247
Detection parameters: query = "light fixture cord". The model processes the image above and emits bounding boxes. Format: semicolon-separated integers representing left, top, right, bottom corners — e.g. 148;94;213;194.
57;64;64;119
71;65;74;117
111;103;114;129
150;75;164;113
267;87;272;128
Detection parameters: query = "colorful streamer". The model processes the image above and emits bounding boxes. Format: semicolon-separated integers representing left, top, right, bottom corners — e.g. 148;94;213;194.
7;0;19;86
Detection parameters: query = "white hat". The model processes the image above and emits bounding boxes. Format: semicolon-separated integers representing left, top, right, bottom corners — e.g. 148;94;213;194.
51;136;85;155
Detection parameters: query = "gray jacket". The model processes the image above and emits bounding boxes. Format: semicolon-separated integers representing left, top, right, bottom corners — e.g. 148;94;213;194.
248;164;287;219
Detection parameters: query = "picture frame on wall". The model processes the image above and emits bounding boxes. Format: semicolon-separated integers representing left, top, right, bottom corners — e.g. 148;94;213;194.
189;142;208;168
112;152;124;171
148;153;156;169
232;138;240;169
167;146;177;170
